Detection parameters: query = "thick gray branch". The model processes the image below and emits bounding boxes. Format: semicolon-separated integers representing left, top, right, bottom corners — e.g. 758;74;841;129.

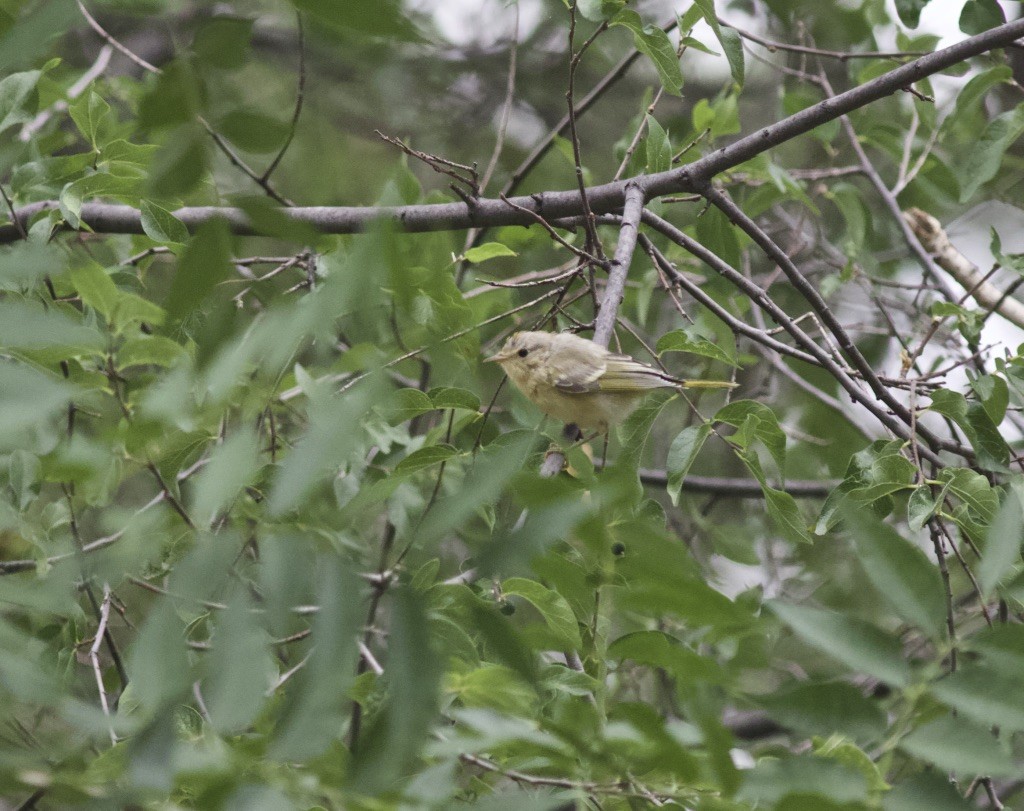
592;182;644;348
3;19;1023;245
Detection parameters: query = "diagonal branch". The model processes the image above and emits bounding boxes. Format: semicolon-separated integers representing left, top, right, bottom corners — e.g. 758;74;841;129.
5;18;1024;245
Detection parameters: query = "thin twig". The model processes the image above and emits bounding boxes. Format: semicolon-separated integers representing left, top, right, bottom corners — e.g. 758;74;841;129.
89;584;117;745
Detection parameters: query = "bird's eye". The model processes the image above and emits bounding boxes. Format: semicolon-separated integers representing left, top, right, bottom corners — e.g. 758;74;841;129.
517;348;529;358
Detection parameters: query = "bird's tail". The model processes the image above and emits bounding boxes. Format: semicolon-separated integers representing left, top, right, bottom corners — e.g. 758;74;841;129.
676;379;739;390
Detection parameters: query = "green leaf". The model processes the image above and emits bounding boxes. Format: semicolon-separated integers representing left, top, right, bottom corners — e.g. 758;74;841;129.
140;200;189;245
384;387;434;425
190;427;260;525
609;630;723;685
907;486;938;531
216;109;290;153
350;587;441;793
738;756;868;807
271;560;364;760
204;593;271;733
395;444;460;476
192;15;254;69
764;485;814;545
116;335;186;369
429;386;481;412
928;388;1009;470
900;714;1018;777
768;601;912;686
930;664;1024;732
736;449;812;544
665;423;711;506
0;299;104;356
958;104;1024;202
502;578;582;649
139;59;201;129
938;467;998;520
615;388;674;473
692;0;744;86
977;489;1024;597
68;89;114;149
0;69;40;134
39;266;116;325
959;0;1004;35
894;0;930;27
269;375;385;515
127;600;191;709
148;122;210;197
842;506;947;640
883;772;977;811
657;328;738;367
577;0;625;21
760;681;886;742
645;114;671;174
954;66;1013;121
715;400;785;471
971;373;1009;426
286;0;421;40
610;10;683;97
463;242;517;263
166;219;233;321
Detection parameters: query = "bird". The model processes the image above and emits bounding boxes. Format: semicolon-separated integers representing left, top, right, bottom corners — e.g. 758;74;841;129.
485;330;736;433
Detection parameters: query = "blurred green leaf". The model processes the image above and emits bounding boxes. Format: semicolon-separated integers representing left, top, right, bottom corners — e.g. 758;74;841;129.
977;487;1024;596
768;601;911;686
929;664;1024;732
350;587;441;792
0;68;40;133
958;104;1024;201
894;0;930;27
271;559;364;760
842;506;946;640
760;681;886;743
216;109;290;154
190;427;260;525
609;630;723;685
959;0;1005;35
882;772;976;811
900;714;1018;777
286;0;421;39
204;593;272;733
0;362;78;440
166;219;233;321
192;15;254;69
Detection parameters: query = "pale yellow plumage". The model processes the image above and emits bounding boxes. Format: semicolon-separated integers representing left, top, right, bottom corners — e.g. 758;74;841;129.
485;331;736;431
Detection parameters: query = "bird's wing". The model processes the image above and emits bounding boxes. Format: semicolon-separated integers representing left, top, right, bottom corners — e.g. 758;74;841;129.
550;353;607;393
594;357;679;391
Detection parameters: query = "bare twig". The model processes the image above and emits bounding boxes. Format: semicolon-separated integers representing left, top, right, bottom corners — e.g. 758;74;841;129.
89;584;117;746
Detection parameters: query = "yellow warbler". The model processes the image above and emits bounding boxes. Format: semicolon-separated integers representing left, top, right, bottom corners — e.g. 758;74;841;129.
485;331;736;432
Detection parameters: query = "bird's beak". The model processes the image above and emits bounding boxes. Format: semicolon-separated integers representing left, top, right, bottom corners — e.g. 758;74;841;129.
484;351;509;364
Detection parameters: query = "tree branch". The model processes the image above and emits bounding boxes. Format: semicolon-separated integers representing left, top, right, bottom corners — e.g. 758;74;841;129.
5;18;1023;244
592;182;644;347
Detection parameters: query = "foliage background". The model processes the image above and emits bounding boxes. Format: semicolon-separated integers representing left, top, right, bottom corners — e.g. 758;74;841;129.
0;0;1023;807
